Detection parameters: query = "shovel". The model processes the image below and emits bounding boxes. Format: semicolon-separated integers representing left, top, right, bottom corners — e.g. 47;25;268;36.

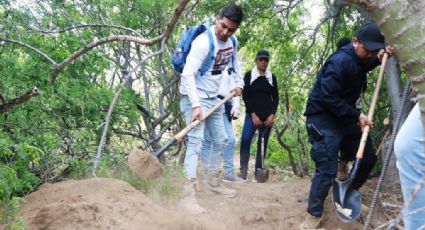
255;123;269;183
128;92;236;179
154;91;236;157
332;53;389;222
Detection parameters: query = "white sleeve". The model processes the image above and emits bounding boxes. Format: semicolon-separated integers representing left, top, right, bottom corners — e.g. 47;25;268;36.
232;96;240;109
231;45;244;89
181;34;209;108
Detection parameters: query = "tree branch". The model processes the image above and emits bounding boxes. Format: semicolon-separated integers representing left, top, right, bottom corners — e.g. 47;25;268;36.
0;87;39;113
50;35;161;83
0;38;57;65
112;128;148;142
149;112;181;145
136;103;152;117
50;0;190;83
29;23;142;37
152;112;170;129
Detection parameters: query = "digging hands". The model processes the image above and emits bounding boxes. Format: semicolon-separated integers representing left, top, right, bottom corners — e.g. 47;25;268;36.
230;106;240;119
230;87;242;96
191;107;202;122
358;112;373;130
377;45;395;61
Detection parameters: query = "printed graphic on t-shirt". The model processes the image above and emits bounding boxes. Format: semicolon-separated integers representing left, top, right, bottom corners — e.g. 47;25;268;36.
213;47;233;72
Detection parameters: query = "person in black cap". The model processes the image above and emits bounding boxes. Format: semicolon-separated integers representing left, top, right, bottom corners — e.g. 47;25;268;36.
300;22;394;229
239;49;279;182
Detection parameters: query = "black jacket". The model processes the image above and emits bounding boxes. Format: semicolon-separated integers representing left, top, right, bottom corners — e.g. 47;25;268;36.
243;71;279;121
304;43;380;124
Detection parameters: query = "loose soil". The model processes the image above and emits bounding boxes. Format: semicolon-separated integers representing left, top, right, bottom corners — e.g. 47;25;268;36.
19;172;397;230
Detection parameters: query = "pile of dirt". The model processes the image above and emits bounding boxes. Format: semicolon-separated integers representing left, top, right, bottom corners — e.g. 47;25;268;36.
19;178;217;230
19;175;392;229
128;149;163;179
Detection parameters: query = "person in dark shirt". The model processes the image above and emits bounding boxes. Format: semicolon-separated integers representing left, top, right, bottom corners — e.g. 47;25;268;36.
239;50;279;181
300;22;394;229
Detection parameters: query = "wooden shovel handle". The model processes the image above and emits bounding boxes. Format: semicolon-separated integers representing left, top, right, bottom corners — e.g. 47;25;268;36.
356;53;389;159
174;91;236;142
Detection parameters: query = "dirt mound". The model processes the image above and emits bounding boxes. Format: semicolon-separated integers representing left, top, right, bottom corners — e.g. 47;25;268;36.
19;178;214;230
128;149;163;179
18;175;392;229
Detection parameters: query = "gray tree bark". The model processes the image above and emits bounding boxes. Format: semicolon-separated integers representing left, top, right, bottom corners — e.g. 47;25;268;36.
382;57;402;190
386;57;403;116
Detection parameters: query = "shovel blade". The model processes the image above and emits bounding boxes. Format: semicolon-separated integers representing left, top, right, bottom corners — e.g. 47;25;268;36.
255;168;269;183
332;181;361;222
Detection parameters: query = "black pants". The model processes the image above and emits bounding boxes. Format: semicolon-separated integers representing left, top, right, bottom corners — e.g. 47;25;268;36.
306;114;377;217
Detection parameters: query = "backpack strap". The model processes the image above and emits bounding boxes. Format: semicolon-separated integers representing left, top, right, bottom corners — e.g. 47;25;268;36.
230;35;238;69
198;19;215;76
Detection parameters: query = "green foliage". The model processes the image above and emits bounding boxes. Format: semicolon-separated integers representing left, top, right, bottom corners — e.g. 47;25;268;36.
0;197;26;230
0;141;40;200
265;138;288;168
0;163;29;229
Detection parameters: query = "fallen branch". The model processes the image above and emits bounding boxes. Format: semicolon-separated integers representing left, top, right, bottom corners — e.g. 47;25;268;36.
0;87;39;113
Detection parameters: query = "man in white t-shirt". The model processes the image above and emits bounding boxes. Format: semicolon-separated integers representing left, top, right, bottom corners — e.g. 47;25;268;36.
179;4;244;199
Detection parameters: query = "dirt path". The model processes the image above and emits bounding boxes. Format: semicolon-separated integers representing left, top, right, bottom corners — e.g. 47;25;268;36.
192;178;369;230
18;175;391;230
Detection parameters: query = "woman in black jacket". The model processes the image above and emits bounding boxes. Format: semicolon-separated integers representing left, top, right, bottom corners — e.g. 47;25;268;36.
239;50;279;181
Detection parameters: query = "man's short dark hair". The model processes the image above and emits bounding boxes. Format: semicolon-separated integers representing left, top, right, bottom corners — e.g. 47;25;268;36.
220;4;244;25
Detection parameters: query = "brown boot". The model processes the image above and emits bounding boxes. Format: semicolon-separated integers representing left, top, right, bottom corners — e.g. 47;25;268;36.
178;178;206;214
337;160;348;180
205;170;237;198
299;213;322;230
359;203;370;223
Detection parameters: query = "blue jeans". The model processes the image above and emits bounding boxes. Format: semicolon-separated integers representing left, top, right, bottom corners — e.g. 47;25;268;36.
180;96;227;179
394;104;425;230
306;114;377;217
201;110;235;175
239;114;271;172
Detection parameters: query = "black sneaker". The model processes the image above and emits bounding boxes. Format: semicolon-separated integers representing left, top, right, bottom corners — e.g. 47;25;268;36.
238;169;247;180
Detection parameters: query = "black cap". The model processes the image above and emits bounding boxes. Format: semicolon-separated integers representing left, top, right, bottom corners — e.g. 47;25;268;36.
256;50;270;60
356;22;385;51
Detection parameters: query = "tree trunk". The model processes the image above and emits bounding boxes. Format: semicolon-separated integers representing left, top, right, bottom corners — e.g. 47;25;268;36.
382;57;402;190
386;57;403;116
276;129;300;177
